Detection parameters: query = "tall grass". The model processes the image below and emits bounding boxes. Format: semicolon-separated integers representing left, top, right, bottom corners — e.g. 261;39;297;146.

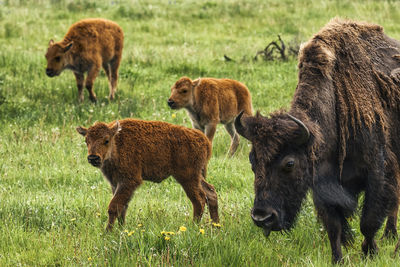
1;0;400;266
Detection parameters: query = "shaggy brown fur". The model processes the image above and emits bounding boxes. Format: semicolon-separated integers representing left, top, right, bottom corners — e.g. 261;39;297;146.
168;77;253;156
46;18;124;102
236;18;400;263
77;118;219;230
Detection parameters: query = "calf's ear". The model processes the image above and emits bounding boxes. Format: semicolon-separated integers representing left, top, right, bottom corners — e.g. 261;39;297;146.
76;126;88;136
111;120;122;136
192;78;201;88
48;39;54;47
64;41;73;52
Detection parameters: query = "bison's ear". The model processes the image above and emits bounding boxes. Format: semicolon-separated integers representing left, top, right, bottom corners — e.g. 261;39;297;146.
76;126;88;136
235;111;253;141
287;114;310;145
64;41;73;53
111;120;122;136
48;39;54;47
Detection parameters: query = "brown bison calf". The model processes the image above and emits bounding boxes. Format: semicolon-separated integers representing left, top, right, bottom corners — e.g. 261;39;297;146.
76;118;219;230
168;77;253;156
46;18;124;102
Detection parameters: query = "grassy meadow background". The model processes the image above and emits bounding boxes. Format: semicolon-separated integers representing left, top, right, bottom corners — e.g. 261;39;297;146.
1;0;400;266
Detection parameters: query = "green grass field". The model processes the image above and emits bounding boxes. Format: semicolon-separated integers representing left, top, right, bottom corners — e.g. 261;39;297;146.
1;0;400;266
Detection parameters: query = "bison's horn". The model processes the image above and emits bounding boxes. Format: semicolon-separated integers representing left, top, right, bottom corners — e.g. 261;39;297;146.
235;111;251;140
287;114;310;145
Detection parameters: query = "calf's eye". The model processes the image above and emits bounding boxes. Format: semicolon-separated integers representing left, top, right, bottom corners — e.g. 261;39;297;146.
104;140;109;145
181;89;187;93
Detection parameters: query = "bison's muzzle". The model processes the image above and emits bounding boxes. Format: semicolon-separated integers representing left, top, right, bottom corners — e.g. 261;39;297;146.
87;154;101;167
251;207;281;237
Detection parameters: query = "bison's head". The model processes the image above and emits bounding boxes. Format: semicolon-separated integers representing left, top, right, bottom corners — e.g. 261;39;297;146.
235;111;314;237
45;39;73;77
76;121;121;168
167;77;199;109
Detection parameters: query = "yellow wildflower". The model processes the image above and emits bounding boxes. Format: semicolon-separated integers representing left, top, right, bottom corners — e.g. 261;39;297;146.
179;226;187;232
212;223;222;228
124;230;129;233
199;229;205;235
70;218;76;222
128;231;135;236
96;212;101;217
138;223;143;227
88;257;92;261
172;113;176;119
165;236;170;241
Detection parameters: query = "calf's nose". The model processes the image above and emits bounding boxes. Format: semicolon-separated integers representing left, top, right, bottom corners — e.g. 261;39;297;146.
87;154;100;163
167;99;175;107
46;68;53;77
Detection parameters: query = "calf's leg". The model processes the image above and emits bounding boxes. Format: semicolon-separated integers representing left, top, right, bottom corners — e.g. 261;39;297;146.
109;56;121;100
106;181;140;231
224;121;240;156
201;179;219;222
73;72;85;102
204;123;217;143
85;64;100;103
179;178;206;222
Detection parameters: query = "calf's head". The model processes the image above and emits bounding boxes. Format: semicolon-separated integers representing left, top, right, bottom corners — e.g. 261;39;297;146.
235;111;314;237
76;121;121;168
45;40;73;77
168;77;199;109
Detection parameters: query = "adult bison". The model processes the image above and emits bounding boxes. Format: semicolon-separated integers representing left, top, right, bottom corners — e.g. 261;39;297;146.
46;18;123;102
235;19;400;262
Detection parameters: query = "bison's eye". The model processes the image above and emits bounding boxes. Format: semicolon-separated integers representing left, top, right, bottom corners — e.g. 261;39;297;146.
281;157;296;172
104;139;109;145
181;89;188;94
55;56;61;62
283;160;295;172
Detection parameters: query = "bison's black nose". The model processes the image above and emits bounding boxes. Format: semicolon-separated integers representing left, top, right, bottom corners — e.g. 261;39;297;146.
251;207;278;227
46;68;55;77
87;154;101;167
167;99;175;108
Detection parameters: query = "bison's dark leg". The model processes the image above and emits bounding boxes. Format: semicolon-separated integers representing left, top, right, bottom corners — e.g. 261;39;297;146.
201;179;219;222
224;121;240;156
360;191;380;257
396;239;400;254
73;72;85;102
361;156;399;256
316;207;344;263
179;178;206;222
382;204;398;239
106;181;140;231
85;64;100;103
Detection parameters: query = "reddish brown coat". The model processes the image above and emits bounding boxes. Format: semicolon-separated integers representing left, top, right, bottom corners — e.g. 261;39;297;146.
168;77;253;155
77;118;219;230
46;18;124;102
